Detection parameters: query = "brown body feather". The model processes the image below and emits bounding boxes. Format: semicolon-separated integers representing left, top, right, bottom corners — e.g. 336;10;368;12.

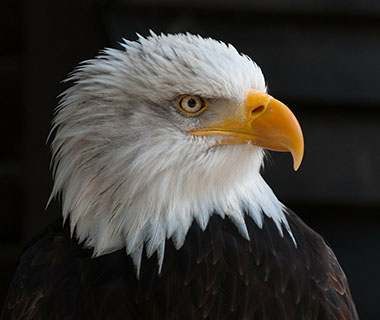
1;210;358;320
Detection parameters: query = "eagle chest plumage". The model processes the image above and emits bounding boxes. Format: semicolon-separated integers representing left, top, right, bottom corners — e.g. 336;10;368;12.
2;211;357;320
1;33;359;320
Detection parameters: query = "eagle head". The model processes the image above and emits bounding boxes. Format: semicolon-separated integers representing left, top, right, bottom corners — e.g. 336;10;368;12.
50;32;303;274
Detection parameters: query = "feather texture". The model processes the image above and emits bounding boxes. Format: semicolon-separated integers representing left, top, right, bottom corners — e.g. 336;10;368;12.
48;32;291;271
1;211;358;320
1;33;358;320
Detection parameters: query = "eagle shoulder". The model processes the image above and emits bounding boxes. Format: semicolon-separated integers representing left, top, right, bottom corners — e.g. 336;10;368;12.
1;221;84;320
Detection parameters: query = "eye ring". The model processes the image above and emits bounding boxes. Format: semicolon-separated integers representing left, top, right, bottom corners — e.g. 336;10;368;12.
176;95;208;116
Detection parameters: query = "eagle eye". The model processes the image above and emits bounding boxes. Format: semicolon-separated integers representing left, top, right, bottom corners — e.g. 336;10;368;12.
176;95;207;116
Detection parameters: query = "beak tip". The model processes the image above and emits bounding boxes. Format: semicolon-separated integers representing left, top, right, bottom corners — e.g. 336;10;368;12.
291;147;304;171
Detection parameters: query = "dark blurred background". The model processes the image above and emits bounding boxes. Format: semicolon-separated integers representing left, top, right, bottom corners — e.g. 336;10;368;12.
1;0;379;318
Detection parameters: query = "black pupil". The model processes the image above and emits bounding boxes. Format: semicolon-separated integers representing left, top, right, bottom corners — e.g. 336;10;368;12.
187;98;197;108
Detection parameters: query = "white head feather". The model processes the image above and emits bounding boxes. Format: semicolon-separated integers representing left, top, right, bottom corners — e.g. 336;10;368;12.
50;32;293;275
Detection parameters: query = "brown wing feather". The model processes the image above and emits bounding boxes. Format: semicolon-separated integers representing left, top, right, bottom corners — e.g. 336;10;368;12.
286;210;359;320
1;221;82;320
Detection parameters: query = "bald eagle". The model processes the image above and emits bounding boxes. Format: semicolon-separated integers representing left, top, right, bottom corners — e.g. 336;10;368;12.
1;33;358;320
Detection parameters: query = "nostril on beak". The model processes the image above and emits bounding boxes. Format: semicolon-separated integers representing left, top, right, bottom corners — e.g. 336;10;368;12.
251;105;265;118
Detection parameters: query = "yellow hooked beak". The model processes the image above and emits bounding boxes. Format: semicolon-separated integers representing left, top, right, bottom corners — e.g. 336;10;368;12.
188;89;304;170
